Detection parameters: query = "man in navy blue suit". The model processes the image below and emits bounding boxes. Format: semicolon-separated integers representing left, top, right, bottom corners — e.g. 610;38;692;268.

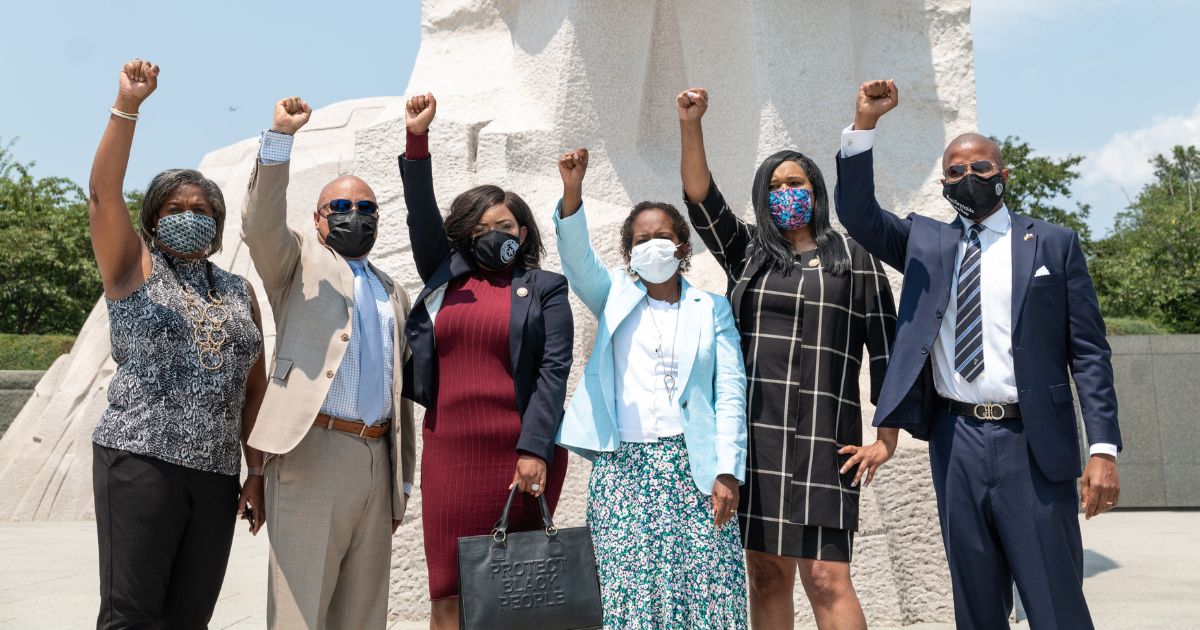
833;80;1122;629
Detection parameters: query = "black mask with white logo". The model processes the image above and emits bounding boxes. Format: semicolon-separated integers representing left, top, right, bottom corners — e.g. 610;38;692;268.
324;212;378;259
943;173;1006;221
472;229;521;270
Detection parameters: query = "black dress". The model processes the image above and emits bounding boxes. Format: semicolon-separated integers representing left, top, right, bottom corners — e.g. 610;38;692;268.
685;180;896;562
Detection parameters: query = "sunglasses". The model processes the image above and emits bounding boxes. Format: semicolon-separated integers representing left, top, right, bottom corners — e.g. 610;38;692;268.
322;199;379;215
944;160;1000;181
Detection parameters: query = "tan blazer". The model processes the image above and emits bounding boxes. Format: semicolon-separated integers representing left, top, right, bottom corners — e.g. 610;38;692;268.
240;161;416;520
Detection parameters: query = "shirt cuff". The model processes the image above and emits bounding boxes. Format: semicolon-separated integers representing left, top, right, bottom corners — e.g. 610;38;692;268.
1089;443;1119;459
259;130;294;165
403;482;413;496
840;124;876;158
405;130;430;160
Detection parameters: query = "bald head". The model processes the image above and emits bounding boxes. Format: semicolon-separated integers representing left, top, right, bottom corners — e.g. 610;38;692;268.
942;133;1004;174
316;175;377;211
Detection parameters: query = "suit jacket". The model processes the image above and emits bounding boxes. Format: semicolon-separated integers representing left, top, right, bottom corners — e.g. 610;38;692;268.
240;161;417;520
834;149;1121;482
398;155;573;464
552;205;748;494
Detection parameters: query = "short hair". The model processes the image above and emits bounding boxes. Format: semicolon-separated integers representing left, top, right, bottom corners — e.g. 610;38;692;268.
139;169;227;254
619;201;693;274
444;184;544;269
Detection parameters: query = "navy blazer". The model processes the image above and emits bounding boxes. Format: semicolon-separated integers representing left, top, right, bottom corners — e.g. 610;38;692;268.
834;149;1121;482
398;155;573;464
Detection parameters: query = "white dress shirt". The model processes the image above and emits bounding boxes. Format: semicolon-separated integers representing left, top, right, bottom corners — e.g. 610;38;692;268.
612;295;685;443
839;125;1117;458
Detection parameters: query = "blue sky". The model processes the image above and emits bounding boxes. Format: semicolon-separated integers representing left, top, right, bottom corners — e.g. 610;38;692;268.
2;1;1195;237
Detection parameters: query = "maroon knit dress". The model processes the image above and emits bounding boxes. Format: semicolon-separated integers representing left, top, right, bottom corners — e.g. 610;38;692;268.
420;269;569;600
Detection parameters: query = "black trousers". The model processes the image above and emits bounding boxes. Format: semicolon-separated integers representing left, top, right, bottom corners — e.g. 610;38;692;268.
929;413;1093;630
93;443;239;629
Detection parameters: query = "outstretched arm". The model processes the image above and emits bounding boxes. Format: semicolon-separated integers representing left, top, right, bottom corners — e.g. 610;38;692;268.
241;97;311;294
554;148;612;315
833;80;911;271
398;92;451;283
88;59;158;300
677;88;753;276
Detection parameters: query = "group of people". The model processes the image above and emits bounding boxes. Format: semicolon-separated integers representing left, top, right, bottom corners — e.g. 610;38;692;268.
87;58;1121;630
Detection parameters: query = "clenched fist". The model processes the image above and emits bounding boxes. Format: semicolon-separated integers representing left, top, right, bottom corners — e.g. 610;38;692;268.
558;148;589;189
677;88;708;122
854;79;899;131
272;96;311;136
406;93;437;135
116;59;159;111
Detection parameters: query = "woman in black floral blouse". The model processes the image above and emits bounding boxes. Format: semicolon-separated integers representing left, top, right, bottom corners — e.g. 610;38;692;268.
87;59;267;628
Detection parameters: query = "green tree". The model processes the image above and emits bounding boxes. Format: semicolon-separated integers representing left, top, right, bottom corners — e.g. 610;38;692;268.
1090;145;1200;333
993;135;1093;245
0;141;142;335
0;141;101;335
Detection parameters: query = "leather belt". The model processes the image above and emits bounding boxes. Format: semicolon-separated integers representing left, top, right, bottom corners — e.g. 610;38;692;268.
939;397;1021;421
314;413;390;439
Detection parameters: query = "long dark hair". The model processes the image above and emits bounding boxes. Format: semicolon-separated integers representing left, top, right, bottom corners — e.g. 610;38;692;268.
444;184;544;269
750;150;849;276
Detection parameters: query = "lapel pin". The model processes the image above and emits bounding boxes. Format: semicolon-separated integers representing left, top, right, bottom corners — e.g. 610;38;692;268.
1023;233;1034;241
807;258;819;267
516;287;529;298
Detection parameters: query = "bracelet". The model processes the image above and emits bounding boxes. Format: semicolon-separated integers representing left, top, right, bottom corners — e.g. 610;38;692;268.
109;107;139;121
247;467;264;477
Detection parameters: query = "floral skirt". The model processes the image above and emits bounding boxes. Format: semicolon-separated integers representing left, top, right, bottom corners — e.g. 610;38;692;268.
587;435;748;629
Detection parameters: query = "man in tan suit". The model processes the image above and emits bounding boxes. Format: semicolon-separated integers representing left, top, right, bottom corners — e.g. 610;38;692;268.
241;95;416;629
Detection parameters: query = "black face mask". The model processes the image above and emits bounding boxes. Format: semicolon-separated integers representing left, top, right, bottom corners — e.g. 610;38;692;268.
472;229;521;271
324;212;378;259
943;173;1006;221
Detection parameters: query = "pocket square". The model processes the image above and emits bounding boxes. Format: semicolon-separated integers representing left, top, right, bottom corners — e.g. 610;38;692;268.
1034;265;1051;277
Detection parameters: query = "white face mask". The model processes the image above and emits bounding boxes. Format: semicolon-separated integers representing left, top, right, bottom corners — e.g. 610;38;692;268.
629;238;681;284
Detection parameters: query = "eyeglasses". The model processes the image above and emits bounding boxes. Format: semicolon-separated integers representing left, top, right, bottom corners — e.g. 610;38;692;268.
944;160;1000;181
322;199;379;215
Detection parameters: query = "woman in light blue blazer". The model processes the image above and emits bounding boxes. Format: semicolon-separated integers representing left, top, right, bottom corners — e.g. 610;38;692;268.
553;148;749;629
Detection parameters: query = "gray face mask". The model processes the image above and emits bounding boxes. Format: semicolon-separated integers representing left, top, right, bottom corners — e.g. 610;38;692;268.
156;212;216;255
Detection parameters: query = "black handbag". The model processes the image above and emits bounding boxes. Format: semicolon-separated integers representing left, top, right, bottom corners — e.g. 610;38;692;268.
457;486;603;630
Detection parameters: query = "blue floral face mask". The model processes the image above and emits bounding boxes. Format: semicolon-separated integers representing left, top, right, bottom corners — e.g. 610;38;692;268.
767;187;813;231
156;211;216;256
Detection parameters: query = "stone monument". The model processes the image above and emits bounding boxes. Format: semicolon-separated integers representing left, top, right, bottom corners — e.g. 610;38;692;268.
0;0;976;624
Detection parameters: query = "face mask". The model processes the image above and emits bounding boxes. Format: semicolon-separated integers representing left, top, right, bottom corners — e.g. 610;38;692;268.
629;238;681;284
324;212;378;258
943;173;1005;221
768;187;814;231
155;212;216;256
472;229;521;270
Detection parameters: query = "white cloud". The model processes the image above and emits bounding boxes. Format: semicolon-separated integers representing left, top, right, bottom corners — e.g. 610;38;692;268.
1082;101;1200;190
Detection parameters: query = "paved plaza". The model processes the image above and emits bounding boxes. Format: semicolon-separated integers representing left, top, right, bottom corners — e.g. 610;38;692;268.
0;511;1196;629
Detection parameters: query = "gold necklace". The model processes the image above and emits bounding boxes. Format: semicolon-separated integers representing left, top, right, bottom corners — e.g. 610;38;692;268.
165;255;230;371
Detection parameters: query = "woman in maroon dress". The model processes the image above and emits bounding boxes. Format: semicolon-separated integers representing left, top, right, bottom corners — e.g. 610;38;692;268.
398;93;574;630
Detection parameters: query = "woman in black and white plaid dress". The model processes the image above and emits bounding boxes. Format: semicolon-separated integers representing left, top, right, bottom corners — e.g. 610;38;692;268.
676;89;898;629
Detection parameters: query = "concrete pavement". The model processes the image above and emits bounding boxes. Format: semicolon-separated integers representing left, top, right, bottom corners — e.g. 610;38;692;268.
1;511;1197;629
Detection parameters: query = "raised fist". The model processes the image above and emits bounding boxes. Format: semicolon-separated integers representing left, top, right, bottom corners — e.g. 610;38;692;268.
116;59;159;109
272;96;311;136
558;148;589;189
677;88;708;122
855;80;899;130
406;93;437;135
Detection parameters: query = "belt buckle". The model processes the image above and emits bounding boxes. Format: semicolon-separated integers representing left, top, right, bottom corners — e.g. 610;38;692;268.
972;403;1005;421
358;422;370;438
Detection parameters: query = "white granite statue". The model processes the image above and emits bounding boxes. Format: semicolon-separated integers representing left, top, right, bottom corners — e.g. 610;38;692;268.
0;0;976;624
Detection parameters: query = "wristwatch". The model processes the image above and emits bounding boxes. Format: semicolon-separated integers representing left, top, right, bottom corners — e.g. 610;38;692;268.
247;467;264;477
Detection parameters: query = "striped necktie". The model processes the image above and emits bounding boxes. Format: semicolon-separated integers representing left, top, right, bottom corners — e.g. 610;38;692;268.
955;223;986;382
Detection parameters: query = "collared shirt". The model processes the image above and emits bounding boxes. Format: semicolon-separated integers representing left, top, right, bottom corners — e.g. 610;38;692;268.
839;126;1117;458
612;295;685;443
